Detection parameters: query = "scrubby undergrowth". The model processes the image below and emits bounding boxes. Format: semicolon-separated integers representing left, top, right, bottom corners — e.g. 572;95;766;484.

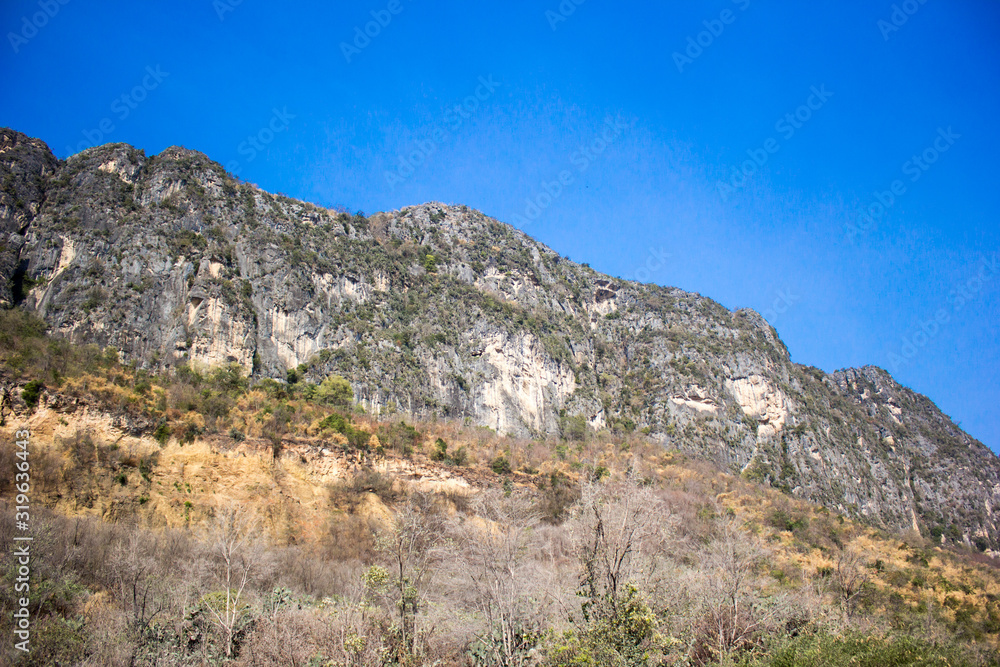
1;309;999;666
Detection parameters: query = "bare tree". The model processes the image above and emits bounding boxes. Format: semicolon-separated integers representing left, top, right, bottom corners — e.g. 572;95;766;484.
574;477;671;615
834;545;869;616
452;489;542;666
376;492;446;659
110;528;164;634
569;477;672;665
203;503;263;659
691;519;780;664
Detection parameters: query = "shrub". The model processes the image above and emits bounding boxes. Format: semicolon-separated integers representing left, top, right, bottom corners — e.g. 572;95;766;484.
539;472;581;524
431;438;448;462
153;422;171;445
429;438;467;466
319;412;370;450
742;631;973;667
377;421;421;456
314;375;353;408
491;454;512;475
21;379;44;407
329;468;404;507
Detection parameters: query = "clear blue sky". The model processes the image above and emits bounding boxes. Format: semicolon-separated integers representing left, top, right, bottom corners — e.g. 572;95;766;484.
2;0;998;452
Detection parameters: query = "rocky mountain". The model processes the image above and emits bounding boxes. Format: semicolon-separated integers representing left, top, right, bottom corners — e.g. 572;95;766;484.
2;127;998;549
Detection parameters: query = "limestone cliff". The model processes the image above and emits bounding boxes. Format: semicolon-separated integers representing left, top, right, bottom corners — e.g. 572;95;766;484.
2;127;999;548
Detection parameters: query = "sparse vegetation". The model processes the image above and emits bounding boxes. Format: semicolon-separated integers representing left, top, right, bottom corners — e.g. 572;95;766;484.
0;147;998;664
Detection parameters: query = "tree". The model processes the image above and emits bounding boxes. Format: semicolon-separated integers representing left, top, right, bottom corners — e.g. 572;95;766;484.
454;490;542;666
202;503;263;659
315;374;354;409
376;493;446;660
571;478;672;666
834;546;869;616
691;520;778;664
110;529;164;634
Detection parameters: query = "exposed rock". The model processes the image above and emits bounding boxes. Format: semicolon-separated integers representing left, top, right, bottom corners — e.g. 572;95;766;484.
1;130;999;548
726;375;789;437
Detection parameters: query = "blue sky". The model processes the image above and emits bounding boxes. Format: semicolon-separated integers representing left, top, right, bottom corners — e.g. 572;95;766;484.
2;0;998;452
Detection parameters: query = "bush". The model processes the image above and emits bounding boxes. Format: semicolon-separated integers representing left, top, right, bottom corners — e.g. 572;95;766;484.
431;438;448;461
153;422;171;445
430;438;467;466
314;375;353;408
377;421;421;456
491;454;512;475
329;468;404;507
741;631;975;667
539;472;581;524
768;507;807;533
21;379;44;407
560;414;588;441
319;412;370;450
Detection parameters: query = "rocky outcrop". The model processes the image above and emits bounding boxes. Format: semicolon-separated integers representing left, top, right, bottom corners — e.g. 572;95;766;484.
0;129;59;306
2;130;999;549
726;375;789;438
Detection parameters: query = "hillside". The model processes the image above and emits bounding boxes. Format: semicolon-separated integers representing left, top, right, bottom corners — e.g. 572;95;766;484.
0;322;999;664
1;126;999;549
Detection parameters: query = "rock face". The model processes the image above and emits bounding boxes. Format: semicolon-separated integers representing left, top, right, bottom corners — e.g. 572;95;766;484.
726;375;790;439
2;127;999;548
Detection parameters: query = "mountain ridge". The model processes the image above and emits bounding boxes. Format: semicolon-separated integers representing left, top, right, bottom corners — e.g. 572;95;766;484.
1;126;998;549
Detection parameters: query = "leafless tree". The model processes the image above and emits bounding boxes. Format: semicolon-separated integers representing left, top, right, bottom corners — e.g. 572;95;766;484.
203;502;264;659
376;492;447;659
691;519;780;664
452;489;542;666
572;477;673;617
834;545;869;616
110;528;164;633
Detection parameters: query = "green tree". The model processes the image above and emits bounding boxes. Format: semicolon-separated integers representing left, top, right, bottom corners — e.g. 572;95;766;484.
315;375;353;409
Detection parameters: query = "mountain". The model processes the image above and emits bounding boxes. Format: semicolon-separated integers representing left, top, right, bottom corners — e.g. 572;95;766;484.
1;127;998;549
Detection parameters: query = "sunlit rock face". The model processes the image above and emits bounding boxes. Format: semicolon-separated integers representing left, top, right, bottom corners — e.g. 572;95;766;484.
2;127;999;548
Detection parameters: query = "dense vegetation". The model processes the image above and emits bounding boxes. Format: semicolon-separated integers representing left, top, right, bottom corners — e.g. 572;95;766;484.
1;309;999;665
